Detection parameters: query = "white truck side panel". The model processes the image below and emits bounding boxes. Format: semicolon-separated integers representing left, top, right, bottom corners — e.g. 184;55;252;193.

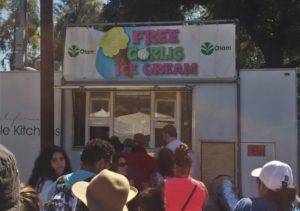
193;84;238;185
0;71;62;182
193;84;238;141
240;70;297;196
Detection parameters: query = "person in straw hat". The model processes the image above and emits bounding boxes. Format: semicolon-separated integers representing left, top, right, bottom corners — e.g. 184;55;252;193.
72;169;138;211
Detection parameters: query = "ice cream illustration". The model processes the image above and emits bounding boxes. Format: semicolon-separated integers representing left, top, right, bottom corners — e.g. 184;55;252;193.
99;27;129;69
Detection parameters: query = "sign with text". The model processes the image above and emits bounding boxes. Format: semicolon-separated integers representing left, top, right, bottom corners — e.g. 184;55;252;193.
0;112;61;137
64;23;236;81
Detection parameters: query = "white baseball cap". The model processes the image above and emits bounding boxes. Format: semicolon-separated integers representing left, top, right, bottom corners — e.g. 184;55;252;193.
251;160;293;191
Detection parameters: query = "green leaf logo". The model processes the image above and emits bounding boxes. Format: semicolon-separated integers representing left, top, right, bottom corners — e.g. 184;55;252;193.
201;42;214;55
68;45;80;57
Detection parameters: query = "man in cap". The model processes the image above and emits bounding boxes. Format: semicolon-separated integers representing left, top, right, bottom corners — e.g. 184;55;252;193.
233;160;298;211
0;144;20;210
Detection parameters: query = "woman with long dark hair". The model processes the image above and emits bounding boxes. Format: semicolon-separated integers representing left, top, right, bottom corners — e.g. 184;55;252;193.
111;153;134;185
150;147;174;187
28;145;71;205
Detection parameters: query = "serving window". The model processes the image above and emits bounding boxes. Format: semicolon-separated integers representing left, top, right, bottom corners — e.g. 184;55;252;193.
72;88;192;148
114;92;151;142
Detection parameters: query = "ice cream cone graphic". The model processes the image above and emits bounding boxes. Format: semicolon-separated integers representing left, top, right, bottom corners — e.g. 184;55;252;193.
99;27;131;78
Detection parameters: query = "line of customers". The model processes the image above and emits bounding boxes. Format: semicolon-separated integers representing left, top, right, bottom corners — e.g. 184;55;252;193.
1;124;300;211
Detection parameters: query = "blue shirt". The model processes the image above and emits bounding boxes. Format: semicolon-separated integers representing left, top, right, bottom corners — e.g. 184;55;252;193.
233;197;295;211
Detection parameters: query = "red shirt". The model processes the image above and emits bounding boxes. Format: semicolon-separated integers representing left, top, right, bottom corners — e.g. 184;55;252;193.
124;152;158;191
164;177;207;211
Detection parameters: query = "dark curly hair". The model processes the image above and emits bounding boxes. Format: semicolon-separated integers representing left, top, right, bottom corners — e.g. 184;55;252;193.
157;148;174;177
108;136;124;154
80;138;115;165
174;143;192;173
28;145;72;193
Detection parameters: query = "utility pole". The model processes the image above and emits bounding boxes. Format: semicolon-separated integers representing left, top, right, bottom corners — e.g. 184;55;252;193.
40;0;54;149
14;0;27;69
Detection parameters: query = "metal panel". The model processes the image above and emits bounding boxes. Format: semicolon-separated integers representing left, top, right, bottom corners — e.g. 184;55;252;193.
240;69;297;195
193;84;238;141
201;142;236;188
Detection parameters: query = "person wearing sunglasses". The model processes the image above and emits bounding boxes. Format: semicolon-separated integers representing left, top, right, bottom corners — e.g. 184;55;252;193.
111;153;137;211
111;153;134;186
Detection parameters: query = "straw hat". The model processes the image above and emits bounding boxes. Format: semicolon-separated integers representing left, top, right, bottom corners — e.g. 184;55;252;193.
72;169;138;211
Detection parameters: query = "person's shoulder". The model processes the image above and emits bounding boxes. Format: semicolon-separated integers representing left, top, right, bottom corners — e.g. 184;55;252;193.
190;178;206;188
166;139;181;150
232;197;253;211
65;169;95;185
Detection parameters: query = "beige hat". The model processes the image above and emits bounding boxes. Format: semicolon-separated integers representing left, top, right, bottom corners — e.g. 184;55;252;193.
72;169;138;211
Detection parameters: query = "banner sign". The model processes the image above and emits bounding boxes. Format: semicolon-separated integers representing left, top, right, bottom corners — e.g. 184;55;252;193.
63;24;236;81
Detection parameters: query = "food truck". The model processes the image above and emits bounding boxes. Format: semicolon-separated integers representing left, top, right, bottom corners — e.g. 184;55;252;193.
0;21;297;197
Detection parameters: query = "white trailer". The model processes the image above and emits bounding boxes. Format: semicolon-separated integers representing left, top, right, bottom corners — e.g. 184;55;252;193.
0;21;298;197
0;71;62;181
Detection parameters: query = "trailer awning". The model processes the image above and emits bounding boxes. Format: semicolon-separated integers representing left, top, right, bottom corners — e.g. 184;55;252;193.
55;77;237;90
54;84;192;91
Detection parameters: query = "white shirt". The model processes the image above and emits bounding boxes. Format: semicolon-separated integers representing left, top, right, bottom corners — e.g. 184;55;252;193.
165;139;182;151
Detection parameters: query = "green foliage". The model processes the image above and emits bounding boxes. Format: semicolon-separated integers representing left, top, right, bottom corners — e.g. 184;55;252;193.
26;0;39;67
0;0;298;70
238;27;265;68
102;0;197;22
0;0;39;70
0;0;17;70
0;0;8;9
197;0;300;68
103;0;300;69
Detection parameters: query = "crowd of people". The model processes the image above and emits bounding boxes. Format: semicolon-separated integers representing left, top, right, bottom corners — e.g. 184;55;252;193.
0;124;299;211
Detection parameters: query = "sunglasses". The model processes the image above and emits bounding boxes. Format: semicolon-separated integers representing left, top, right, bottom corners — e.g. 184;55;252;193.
118;162;128;167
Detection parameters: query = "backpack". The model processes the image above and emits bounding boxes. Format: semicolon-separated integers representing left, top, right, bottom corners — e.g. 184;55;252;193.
44;176;91;211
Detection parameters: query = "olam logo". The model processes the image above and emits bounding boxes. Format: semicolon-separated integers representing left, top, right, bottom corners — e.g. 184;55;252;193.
68;45;94;57
201;42;231;55
68;45;80;57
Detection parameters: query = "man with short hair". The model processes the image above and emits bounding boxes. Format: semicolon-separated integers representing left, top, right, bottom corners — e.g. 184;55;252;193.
46;139;115;210
0;144;20;211
162;124;182;151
